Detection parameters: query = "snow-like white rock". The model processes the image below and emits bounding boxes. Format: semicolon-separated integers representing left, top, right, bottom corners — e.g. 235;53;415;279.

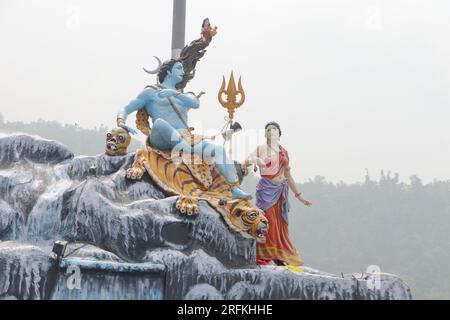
0;134;73;167
0;134;413;300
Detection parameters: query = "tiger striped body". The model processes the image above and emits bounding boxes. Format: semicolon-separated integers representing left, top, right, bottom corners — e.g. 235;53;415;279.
128;145;269;242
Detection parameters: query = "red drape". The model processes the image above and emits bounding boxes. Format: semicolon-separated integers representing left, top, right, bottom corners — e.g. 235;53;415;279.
256;194;304;266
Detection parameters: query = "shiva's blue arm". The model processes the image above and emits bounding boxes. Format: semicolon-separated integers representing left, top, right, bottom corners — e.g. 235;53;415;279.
157;89;199;109
117;88;156;134
177;92;200;109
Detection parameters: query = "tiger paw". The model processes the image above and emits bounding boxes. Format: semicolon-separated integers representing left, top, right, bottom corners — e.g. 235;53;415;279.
176;196;200;216
126;167;145;180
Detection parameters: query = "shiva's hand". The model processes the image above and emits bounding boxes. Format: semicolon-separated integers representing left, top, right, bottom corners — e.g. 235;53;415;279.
118;123;138;135
158;89;179;99
241;165;249;176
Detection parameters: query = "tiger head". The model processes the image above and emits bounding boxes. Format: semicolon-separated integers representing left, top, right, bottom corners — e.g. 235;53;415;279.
105;127;131;156
230;202;268;243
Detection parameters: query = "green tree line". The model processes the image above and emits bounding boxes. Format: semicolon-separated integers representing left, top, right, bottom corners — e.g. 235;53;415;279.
242;172;450;300
0;114;142;155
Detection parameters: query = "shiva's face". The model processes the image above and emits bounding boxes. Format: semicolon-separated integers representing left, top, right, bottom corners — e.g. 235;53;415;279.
170;61;185;85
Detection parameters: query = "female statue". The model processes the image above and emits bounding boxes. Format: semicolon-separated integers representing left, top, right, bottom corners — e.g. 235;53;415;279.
243;122;312;266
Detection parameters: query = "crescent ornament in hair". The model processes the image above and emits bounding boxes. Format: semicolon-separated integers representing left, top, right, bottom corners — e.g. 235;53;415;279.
143;56;162;75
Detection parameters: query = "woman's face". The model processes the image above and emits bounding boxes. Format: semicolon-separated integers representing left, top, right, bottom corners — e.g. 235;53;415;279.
265;125;280;141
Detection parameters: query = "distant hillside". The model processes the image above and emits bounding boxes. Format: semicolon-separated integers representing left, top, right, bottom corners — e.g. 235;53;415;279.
1;113;449;299
242;172;450;300
0;114;143;155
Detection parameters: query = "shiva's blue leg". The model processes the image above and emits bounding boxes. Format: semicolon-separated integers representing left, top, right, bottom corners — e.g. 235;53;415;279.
149;119;251;199
196;140;251;200
149;118;185;150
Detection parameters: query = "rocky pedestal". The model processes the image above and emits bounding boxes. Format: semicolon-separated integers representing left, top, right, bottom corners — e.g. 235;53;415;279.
0;134;412;300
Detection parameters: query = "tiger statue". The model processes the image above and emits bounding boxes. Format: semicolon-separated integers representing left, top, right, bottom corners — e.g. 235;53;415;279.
126;109;269;242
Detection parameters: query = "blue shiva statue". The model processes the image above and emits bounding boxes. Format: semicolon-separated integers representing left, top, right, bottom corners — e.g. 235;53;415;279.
116;35;251;200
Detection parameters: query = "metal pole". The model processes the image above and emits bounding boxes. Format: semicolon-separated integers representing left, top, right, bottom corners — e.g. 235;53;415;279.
171;0;186;59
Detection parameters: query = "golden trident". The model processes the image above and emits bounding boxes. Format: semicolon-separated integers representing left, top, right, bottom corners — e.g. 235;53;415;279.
217;72;245;158
218;72;245;123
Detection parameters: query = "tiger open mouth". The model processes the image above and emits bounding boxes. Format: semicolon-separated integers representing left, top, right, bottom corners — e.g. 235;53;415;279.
105;127;131;156
106;142;118;151
255;220;269;243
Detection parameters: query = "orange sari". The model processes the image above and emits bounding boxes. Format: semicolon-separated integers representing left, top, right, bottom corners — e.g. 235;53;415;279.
255;147;304;266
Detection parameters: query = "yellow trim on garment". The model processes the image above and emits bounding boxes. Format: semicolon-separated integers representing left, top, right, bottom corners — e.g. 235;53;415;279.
257;246;304;266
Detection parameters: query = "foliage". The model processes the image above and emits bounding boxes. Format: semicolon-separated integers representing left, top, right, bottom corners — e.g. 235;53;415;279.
1;114;448;299
0;115;143;155
243;171;450;299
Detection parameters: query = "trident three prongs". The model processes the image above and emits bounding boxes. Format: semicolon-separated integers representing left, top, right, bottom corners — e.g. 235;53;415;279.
218;72;246;123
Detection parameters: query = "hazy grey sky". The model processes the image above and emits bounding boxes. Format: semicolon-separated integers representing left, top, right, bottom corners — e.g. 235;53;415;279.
1;0;449;183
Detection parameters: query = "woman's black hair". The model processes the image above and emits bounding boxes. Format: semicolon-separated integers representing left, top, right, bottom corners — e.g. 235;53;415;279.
265;121;282;136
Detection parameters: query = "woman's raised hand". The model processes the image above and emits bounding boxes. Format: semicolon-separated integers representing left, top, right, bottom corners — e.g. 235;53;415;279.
297;195;312;206
298;196;312;207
